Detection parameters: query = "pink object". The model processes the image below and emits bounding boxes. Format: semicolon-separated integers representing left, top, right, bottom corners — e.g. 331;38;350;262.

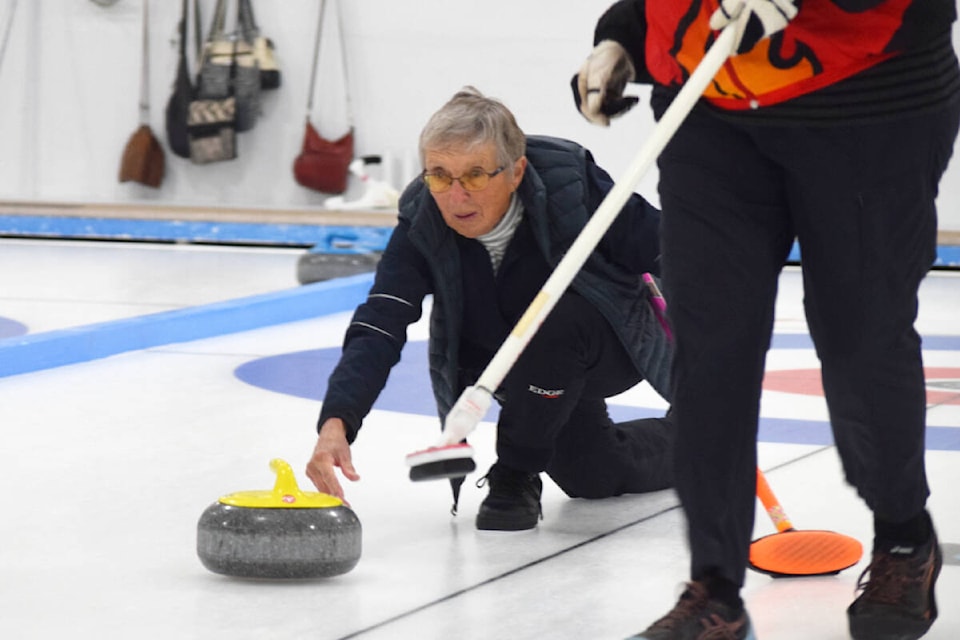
405;442;474;467
642;273;672;341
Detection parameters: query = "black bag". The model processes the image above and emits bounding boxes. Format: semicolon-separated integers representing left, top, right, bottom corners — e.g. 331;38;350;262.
165;0;197;158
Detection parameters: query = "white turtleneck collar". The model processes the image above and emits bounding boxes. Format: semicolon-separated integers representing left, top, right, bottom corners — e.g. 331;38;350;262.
476;193;524;273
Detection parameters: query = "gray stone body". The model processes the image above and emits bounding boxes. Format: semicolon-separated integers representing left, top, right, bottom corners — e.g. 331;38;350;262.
197;502;362;579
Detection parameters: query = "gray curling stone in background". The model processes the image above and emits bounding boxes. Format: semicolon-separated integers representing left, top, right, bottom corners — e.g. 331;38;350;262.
296;226;391;285
197;458;361;579
296;250;381;285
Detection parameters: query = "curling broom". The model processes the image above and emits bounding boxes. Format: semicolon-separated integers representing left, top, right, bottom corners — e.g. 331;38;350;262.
750;467;863;577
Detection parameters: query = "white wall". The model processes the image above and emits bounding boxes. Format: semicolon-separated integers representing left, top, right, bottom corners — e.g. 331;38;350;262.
0;0;958;231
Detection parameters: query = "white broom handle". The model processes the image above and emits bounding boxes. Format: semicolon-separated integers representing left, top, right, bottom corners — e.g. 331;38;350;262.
473;24;737;397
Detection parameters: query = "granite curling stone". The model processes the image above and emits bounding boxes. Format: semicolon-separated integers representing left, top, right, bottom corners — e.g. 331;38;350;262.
197;458;361;579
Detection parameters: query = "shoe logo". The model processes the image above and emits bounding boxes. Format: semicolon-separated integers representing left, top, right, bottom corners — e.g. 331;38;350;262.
527;384;564;399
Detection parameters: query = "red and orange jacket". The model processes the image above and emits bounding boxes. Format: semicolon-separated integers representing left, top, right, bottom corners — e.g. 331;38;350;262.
597;0;957;110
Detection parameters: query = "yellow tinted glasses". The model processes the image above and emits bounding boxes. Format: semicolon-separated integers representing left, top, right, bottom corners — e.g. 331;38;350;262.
422;166;505;193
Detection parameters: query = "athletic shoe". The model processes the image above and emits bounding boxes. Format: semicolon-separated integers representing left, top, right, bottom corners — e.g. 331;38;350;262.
847;532;942;640
475;462;542;531
627;581;755;640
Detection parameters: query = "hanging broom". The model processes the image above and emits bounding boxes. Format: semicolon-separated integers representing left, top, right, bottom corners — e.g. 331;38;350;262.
119;0;165;188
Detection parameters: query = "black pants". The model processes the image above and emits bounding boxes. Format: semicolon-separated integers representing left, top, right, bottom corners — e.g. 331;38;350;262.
656;98;960;586
493;292;674;498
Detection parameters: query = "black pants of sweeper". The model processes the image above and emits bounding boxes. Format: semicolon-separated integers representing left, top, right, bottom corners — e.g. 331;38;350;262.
655;95;960;587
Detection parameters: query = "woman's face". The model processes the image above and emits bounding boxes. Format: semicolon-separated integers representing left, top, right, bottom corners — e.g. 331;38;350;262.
423;141;526;238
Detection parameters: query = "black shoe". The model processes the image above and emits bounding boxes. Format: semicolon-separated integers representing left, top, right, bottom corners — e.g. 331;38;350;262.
475;462;542;531
628;581;755;639
847;532;942;640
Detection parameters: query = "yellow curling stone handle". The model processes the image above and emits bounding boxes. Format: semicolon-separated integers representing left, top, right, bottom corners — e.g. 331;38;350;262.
218;458;343;509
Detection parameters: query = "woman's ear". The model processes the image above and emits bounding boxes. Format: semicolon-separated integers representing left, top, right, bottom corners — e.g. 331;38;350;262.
511;156;528;191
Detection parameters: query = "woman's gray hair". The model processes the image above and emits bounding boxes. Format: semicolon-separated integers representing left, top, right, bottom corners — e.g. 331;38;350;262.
419;86;526;168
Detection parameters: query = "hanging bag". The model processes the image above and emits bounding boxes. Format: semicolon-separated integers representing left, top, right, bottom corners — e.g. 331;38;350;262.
165;0;200;158
293;0;354;194
187;33;237;163
119;0;165;187
187;93;237;163
196;0;232;99
197;0;259;132
231;1;261;131
238;0;280;89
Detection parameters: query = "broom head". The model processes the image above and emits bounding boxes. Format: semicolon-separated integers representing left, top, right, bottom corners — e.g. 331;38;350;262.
119;124;165;188
750;529;864;577
406;443;476;481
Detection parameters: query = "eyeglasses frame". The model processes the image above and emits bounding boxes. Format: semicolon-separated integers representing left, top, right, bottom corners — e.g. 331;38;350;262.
421;165;506;193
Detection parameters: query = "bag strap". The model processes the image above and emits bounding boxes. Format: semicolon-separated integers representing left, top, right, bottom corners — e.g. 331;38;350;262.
196;0;231;80
138;0;151;124
333;0;353;127
175;0;202;76
176;0;187;59
0;0;19;78
206;0;228;44
304;0;324;118
305;0;353;127
193;0;202;59
238;0;258;44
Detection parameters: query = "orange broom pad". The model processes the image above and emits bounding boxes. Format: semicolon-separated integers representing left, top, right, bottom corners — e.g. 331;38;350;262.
750;468;863;577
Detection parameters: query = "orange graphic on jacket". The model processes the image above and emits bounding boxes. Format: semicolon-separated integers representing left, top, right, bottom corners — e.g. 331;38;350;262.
645;0;913;109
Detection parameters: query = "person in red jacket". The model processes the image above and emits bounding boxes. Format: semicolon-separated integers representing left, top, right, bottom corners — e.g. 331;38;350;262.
574;1;959;639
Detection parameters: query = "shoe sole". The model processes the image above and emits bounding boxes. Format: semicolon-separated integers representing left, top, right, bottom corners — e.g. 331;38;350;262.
627;618;757;639
475;513;539;531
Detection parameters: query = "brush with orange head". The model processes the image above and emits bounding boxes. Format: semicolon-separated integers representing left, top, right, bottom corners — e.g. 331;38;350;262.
750;467;863;577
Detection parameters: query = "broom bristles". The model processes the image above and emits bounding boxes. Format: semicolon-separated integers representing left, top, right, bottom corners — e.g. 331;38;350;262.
119;125;165;188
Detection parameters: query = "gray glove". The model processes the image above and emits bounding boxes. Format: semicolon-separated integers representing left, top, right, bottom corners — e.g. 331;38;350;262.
710;0;798;54
572;40;638;127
